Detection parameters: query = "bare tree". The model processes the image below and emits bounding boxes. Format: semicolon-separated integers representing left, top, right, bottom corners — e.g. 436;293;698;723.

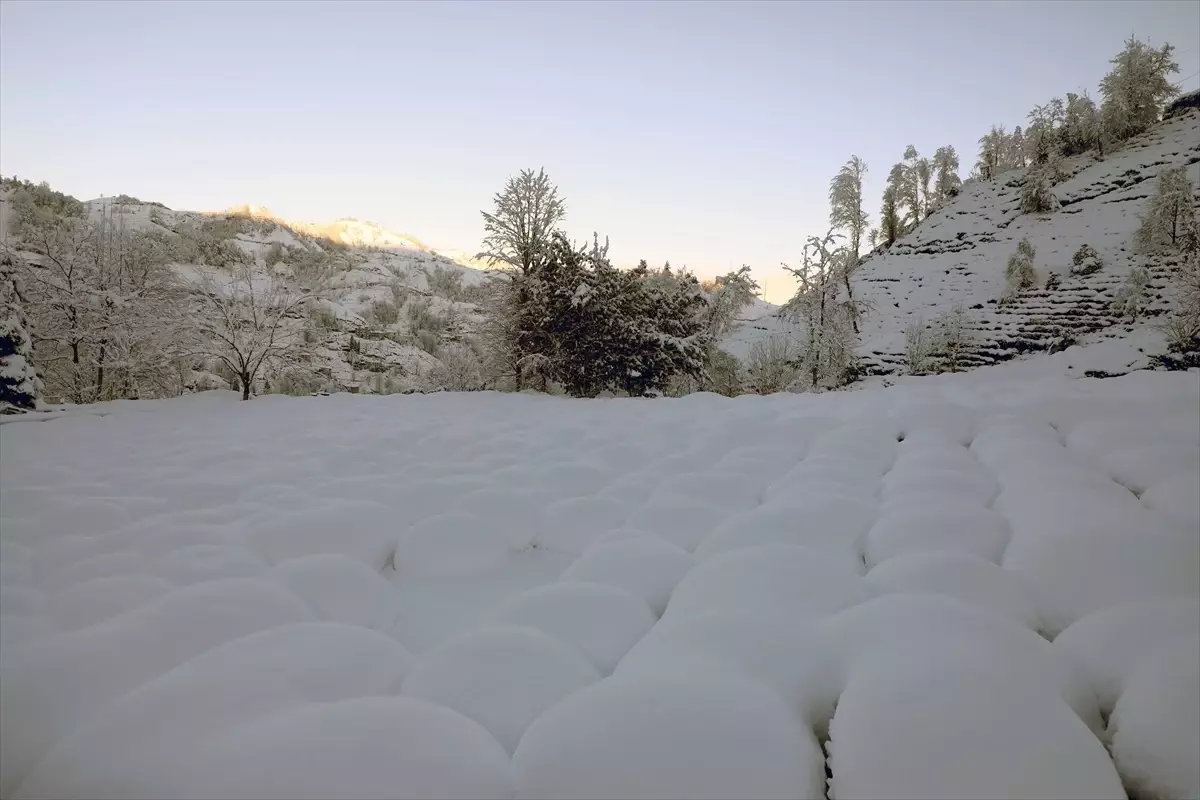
782;231;860;390
192;266;316;400
478;168;566;275
476;168;566;390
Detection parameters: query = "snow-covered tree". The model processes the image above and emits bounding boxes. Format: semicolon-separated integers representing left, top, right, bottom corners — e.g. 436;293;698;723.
934;305;973;373
1061;92;1101;155
1007;127;1027;170
478;168;565;274
931;146;962;204
0;256;42;413
1159;250;1200;353
904;317;933;375
976;126;1006;180
193;266;316;400
1003;239;1037;302
916;157;933;220
1136;166;1197;253
1026;98;1066;165
880;185;902;247
828;155;869;332
782;231;860;390
1099;37;1180;143
1111;266;1150;319
1020;168;1060;214
11;193;191;403
899;146;923;225
476;168;566;391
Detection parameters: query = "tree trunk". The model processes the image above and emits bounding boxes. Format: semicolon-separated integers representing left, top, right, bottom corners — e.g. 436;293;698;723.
240;372;251;400
95;341;106;401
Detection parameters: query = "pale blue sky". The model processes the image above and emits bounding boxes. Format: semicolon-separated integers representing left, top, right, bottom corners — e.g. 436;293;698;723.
2;0;1197;301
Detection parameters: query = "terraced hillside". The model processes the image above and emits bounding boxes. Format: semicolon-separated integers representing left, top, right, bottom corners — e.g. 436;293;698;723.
851;108;1200;375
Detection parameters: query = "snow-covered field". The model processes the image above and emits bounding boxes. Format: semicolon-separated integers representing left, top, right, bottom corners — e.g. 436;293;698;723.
2;367;1198;799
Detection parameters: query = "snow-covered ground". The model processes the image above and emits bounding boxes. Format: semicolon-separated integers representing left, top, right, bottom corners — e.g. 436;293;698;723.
1;364;1198;799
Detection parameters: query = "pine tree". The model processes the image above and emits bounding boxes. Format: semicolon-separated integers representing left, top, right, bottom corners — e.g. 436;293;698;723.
916;158;933;219
976;126;1006;180
1007;127;1027;170
0;257;42;413
900;145;923;225
1099;37;1180;143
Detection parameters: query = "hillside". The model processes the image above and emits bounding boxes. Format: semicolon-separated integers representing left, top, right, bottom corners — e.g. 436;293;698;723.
0;188;493;398
733;107;1200;378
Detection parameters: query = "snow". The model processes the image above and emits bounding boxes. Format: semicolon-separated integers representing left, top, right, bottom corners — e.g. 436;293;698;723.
513;671;826;800
1108;635;1200;800
483;582;656;675
1;365;1197;798
401;625;600;754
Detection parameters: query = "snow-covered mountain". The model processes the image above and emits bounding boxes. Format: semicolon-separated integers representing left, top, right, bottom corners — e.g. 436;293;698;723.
733;106;1200;377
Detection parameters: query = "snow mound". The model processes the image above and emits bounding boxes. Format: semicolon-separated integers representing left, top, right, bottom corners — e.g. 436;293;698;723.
664;545;872;624
514;672;825;800
1052;598;1200;712
396;512;511;577
828;658;1125;800
265;554;398;631
401;625;600;754
13;622;414;799
0;578;315;796
536;495;628;555
864;504;1011;567
695;496;878;560
866;552;1040;630
484;582;656;674
1108;635;1200;800
623;496;737;552
248;499;396;569
558;538;693;615
189;697;514;800
820;593;1100;730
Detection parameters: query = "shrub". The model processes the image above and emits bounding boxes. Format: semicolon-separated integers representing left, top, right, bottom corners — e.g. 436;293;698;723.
1020;169;1059;214
426;343;485;391
1070;244;1104;276
745;335;802;393
1045;272;1062;291
904;318;934;375
934;305;973;373
310;305;341;331
1111;266;1150;319
269;368;325;396
1003;239;1037;302
366;300;400;327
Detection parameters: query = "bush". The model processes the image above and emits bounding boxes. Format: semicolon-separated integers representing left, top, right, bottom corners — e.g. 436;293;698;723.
310;305;341;331
426;343;485;391
366;300;400;327
1020;169;1059;214
1045;272;1062;291
745;335;802;393
1003;239;1037;302
904;319;934;375
1070;244;1104;276
1111;266;1150;319
268;368;325;396
407;297;450;339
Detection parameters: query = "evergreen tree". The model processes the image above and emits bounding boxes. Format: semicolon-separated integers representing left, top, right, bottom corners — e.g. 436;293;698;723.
1100;37;1180;143
900;145;923;225
0;257;42;413
1020;168;1060;214
1062;92;1100;155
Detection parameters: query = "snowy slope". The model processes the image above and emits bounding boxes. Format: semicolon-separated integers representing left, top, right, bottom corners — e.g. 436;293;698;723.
724;110;1200;375
854;109;1200;373
2;363;1197;799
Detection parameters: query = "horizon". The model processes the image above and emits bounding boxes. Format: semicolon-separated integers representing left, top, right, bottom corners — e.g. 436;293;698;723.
2;0;1197;303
